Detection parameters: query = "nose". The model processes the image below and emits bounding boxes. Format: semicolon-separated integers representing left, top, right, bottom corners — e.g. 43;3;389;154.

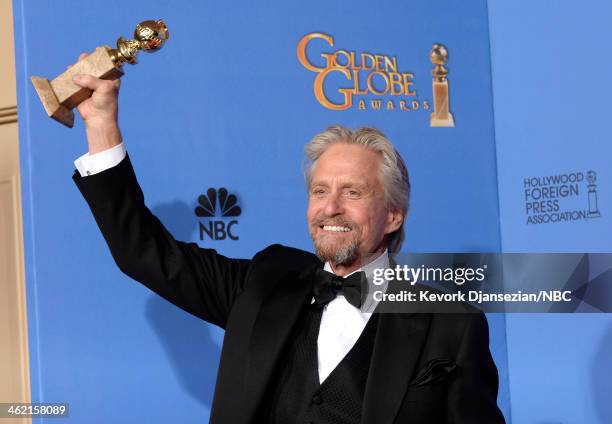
323;191;344;217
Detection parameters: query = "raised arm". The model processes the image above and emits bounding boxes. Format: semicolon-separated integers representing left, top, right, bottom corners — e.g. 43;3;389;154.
72;51;123;155
72;51;250;329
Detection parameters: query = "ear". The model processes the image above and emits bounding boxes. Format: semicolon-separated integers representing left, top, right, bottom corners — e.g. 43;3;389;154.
384;208;404;234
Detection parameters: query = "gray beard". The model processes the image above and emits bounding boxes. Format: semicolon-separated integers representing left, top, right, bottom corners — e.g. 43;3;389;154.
312;234;361;266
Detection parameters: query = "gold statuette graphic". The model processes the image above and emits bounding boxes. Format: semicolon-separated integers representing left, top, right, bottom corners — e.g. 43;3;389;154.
429;43;455;128
31;20;169;128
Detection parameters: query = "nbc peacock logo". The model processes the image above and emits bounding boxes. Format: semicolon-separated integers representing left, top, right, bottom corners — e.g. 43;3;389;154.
195;188;241;240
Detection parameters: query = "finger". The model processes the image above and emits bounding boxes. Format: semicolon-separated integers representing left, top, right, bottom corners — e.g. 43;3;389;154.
72;74;114;92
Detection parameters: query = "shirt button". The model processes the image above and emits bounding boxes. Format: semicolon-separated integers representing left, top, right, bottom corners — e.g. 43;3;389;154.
312;394;322;405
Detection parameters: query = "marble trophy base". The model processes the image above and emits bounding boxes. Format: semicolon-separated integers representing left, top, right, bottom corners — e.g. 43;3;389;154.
31;46;123;128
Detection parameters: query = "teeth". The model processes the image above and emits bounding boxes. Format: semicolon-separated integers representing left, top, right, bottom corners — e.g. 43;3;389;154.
323;225;351;232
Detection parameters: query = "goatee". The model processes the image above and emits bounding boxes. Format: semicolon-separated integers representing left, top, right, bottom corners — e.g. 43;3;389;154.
309;217;361;265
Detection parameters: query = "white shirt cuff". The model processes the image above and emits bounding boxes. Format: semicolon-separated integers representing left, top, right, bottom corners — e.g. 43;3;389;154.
74;143;127;177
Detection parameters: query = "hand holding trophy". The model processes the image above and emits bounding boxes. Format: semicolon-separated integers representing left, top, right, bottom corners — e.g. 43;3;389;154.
31;20;169;128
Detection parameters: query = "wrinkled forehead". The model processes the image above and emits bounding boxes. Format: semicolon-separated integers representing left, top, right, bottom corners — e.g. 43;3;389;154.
310;143;383;184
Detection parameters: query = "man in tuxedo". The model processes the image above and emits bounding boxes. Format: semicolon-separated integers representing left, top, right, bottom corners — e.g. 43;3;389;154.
71;53;505;424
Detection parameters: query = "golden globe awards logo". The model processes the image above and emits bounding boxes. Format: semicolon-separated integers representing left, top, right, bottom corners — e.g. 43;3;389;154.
297;33;456;127
297;33;426;112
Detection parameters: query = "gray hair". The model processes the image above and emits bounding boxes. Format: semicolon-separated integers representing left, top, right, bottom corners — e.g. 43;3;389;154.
304;125;410;252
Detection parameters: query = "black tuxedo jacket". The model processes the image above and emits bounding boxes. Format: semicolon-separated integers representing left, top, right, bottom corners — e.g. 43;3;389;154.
74;156;505;424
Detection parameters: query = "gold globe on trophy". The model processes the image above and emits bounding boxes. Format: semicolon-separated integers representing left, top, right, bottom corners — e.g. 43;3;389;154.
31;20;169;128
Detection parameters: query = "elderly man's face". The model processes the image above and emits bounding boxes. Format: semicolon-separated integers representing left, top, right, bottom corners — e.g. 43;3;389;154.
307;143;402;269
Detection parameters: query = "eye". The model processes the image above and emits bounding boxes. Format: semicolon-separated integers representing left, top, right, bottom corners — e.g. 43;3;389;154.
345;189;361;198
311;187;327;197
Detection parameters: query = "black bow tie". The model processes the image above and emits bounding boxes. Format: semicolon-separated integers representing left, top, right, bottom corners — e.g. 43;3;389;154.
312;268;367;309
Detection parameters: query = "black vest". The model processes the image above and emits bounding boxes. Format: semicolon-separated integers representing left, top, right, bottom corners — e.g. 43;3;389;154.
258;300;379;424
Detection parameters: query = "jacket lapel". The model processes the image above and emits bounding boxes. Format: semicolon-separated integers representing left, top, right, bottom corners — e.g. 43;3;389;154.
361;311;432;424
240;261;320;422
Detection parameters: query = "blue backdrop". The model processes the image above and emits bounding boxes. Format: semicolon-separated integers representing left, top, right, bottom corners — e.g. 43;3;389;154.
13;0;610;423
489;0;612;422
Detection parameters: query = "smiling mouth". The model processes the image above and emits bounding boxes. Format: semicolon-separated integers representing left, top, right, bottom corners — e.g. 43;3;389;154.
321;225;352;233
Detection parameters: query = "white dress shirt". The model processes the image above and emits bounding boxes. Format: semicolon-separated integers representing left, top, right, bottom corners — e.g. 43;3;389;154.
74;143;126;177
317;251;388;383
75;145;390;384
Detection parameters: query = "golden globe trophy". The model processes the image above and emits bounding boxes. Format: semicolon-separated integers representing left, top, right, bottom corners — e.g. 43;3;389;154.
31;20;169;128
429;43;455;128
